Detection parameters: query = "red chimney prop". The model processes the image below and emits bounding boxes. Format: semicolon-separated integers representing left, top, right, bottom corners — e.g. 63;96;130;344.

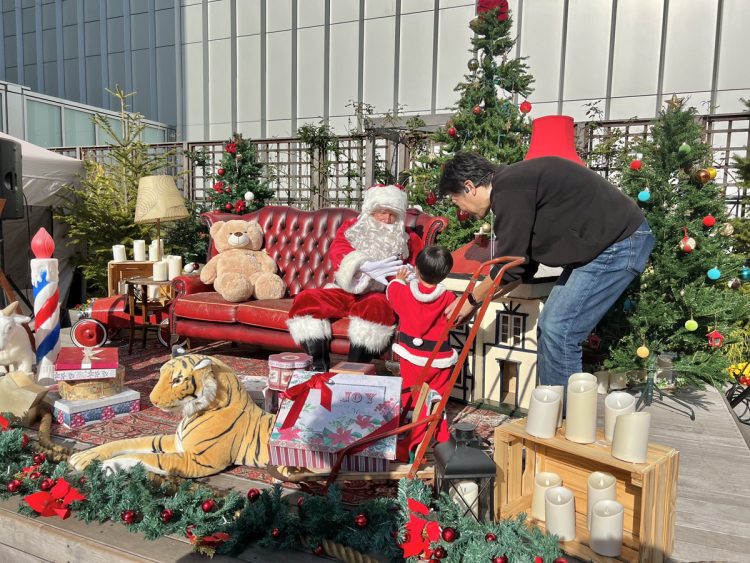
524;115;584;166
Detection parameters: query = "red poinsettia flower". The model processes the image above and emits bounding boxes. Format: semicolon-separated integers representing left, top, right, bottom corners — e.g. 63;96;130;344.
234;199;246;213
400;498;441;558
354;414;375;430
276;426;301;441
327;427;355;447
24;478;86;519
477;0;509;21
0;415;9;430
21;465;41;475
225;142;237;154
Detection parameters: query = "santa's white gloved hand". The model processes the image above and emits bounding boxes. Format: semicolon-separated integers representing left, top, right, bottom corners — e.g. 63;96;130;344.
360;256;403;284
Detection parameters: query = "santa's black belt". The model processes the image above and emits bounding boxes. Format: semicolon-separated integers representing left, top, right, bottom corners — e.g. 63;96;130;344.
397;332;452;352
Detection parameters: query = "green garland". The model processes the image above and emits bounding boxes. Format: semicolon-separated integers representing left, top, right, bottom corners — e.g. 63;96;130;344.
0;422;562;561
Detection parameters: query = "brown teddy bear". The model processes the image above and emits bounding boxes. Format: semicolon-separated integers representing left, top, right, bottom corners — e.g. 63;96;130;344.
200;219;286;302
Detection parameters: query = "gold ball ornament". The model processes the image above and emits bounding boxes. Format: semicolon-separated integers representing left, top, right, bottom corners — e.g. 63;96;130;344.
695;169;711;184
481;223;492;234
707;167;718;179
719;222;734;237
469;17;482;32
636;345;650;359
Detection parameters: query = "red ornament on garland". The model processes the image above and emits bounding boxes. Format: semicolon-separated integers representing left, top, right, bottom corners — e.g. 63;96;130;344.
706;330;724;348
271;527;282;539
121;510;137;524
426;191;438;206
702;214;716;228
313;545;324;556
247;488;260;502
433;546;447;559
201;499;217;513
160;508;174;523
457;209;471;222
535;558;543;563
39;478;54;491
354;513;368;528
29;471;41;480
441;527;457;542
554;558;569;563
630;159;642;171
485;532;497;542
21;434;29;448
7;479;21;492
213;181;224;192
492;556;508;563
225;203;233;211
472;105;483;115
447;126;457;138
519;100;532;114
33;453;46;465
297;497;305;507
217;168;225;177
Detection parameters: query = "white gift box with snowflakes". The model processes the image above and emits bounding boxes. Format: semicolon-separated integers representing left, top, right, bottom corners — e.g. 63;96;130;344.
43;387;141;428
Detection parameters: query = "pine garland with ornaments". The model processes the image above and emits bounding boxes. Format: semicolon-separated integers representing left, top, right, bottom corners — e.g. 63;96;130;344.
0;416;563;561
407;1;534;251
598;98;750;387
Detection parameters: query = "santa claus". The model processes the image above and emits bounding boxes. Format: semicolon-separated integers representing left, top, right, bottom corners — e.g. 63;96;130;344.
287;184;423;371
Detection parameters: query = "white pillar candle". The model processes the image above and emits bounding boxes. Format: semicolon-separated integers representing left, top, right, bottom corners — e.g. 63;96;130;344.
590;499;624;557
149;240;165;262
167;255;183;280
152;260;169;282
449;480;479;517
526;388;561;439
565;379;598;443
112;244;127;262
609;371;628;390
594;370;610;394
133;239;146;261
587;471;617;530
604;391;636;442
531;472;561;521
537;385;564;426
611;412;651;463
569;372;597;385
544;486;576;541
147;285;159;300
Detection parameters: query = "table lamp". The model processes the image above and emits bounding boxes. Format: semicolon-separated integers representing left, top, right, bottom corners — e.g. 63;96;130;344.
134;176;189;262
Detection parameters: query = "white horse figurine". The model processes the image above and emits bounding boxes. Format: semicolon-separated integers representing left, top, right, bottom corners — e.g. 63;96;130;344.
0;302;35;374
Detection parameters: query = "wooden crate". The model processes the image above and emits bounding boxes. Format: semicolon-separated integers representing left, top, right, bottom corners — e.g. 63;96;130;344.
107;261;154;296
494;418;678;563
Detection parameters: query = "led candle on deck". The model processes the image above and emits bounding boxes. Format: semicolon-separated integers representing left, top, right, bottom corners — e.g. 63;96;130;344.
526;387;561;439
537;385;564;426
609;371;628;390
590;499;624;557
167;255;183;280
112;245;127;262
611;412;651;463
133;240;146;261
587;471;616;530
544;486;576;541
594;370;610;394
565;379;598;443
531;472;561;521
604;391;636;442
152;260;169;282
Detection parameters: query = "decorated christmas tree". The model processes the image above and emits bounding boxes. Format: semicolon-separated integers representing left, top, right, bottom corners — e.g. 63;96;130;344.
407;1;534;250
600;98;750;386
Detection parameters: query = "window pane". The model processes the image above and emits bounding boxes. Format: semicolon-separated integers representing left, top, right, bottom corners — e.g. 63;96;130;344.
64;108;95;145
96;116;123;145
27;100;62;147
142;126;165;144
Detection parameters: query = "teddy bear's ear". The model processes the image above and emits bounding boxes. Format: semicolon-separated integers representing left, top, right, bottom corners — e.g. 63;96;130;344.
246;221;264;250
209;221;225;238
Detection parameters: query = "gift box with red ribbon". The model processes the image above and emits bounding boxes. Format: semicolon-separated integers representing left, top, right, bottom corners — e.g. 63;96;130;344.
269;370;402;471
54;347;119;380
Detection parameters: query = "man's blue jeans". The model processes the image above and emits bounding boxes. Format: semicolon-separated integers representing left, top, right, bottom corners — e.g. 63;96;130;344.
537;219;655;387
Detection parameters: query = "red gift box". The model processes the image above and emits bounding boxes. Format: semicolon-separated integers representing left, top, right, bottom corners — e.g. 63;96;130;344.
54;347;120;380
267;352;312;391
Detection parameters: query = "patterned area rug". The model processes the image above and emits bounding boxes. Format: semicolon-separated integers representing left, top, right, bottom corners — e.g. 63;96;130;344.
46;339;509;502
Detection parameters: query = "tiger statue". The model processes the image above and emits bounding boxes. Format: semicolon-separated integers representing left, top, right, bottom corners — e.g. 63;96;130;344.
69;352;275;478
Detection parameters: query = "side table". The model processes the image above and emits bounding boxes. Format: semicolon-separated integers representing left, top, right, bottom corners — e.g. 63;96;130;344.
125;276;173;354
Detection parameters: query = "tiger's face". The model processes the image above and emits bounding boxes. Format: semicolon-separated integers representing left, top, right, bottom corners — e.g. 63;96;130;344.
150;355;218;417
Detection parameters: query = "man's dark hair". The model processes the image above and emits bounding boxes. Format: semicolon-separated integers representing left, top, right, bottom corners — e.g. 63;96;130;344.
416;245;453;285
438;151;497;196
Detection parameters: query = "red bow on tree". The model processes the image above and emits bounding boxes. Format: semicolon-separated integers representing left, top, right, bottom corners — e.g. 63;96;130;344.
0;415;9;430
24;478;86;519
186;525;231;557
400;498;441;558
280;372;335;429
477;0;509;21
225;142;237;154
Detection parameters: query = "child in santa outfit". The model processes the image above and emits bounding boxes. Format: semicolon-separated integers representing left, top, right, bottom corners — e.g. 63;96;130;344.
387;245;458;462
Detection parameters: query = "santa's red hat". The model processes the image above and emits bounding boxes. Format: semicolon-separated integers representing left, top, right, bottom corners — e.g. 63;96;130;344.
361;183;408;217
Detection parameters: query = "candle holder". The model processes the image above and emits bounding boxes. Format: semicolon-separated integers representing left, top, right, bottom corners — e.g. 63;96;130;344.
632;353;695;420
434;422;495;522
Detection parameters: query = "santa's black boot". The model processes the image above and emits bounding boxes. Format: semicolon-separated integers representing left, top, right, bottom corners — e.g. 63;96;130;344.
303;339;330;372
347;344;377;364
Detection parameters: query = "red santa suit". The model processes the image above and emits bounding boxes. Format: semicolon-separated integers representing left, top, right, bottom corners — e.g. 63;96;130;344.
287;184;423;356
387;278;458;460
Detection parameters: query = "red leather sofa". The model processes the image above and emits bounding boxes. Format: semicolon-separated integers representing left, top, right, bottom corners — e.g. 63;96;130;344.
170;206;448;355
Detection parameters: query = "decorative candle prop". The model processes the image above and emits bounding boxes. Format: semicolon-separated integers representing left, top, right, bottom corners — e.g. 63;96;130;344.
569;372;596;385
544;486;576;541
590;499;624;557
609;371;628;390
152;261;169;282
112;245;127;262
148;240;164;262
531;472;561;521
167;255;183;280
565;379;597;443
594;370;610;394
604;392;636;442
587;471;617;530
448;480;479;516
538;385;564;426
526;388;561;439
31;228;61;383
611;412;651;463
133;239;146;261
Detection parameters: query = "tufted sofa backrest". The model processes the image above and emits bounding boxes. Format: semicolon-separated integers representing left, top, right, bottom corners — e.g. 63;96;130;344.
202;206;447;297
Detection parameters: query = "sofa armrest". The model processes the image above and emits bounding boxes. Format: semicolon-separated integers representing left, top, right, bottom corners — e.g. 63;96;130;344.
171;274;214;297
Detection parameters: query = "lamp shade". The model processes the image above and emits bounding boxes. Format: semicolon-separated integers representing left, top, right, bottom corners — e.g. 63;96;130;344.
524;115;585;165
134;176;189;224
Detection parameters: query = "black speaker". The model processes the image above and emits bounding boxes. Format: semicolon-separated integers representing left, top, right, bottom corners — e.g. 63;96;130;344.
0;138;24;220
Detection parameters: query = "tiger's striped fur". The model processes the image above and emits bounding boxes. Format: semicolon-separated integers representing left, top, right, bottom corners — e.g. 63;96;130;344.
69;354;275;477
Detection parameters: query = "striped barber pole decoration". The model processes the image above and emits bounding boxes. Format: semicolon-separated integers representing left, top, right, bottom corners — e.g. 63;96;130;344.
31;228;61;382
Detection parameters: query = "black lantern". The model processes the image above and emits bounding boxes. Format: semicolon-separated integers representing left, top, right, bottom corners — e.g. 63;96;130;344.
434;422;495;522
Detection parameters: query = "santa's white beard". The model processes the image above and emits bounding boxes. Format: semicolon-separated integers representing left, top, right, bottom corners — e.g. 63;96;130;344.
345;215;409;261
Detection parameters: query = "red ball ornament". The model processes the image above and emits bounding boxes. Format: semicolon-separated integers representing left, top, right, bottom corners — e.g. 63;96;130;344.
354;513;368;528
554;558;569;563
121;510;137;524
519;100;532;114
433;546;447;559
441;527;457;542
492;556;508;563
630;159;642;171
313;545;324;557
33;453;46;465
21;434;29;448
535;558;543;563
485;532;497;542
225;203;233;211
296;497;305;507
271;527;281;539
247;488;261;502
702;214;716;228
679;236;696;253
472;105;483;115
426;191;438;206
7;479;21;492
160;508;174;524
29;471;41;480
40;478;54;491
201;499;217;513
224;187;231;194
457;209;471;222
447;126;457;137
217;168;226;176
